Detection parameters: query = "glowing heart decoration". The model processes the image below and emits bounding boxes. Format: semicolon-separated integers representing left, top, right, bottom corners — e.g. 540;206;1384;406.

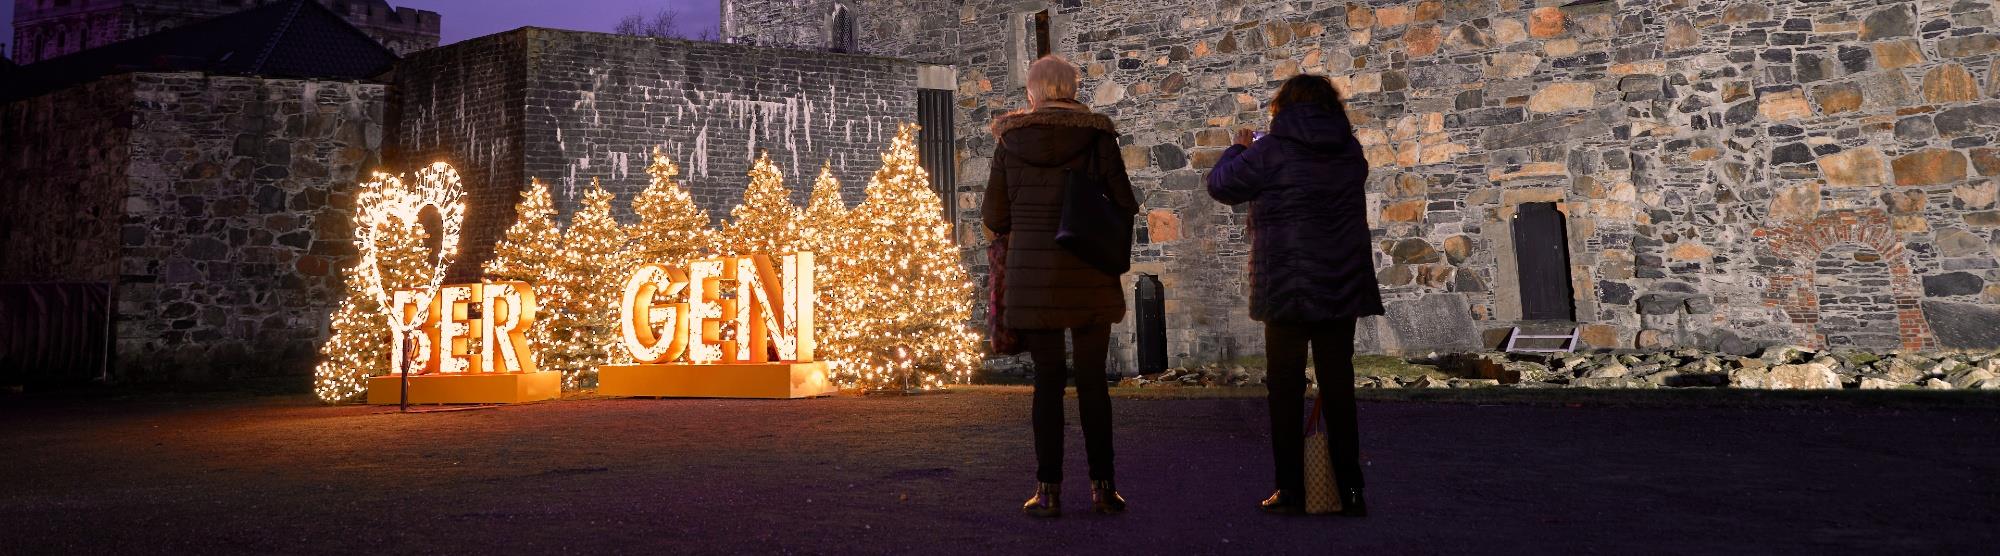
350;162;468;369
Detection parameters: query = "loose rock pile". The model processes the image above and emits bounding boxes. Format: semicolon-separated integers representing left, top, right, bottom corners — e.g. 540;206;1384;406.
1388;347;2000;390
1093;347;2000;391
1117;366;1260;388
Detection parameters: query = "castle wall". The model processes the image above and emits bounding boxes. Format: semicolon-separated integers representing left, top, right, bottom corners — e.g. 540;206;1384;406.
396;28;927;282
1;72;387;383
112;74;387;382
729;0;2000;369
0;73;134;285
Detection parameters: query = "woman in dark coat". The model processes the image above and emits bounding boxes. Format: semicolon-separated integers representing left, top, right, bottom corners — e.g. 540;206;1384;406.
1206;74;1385;517
983;55;1138;518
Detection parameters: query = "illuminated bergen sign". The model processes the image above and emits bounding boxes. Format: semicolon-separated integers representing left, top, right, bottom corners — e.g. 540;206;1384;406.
390;281;540;374
620;253;815;364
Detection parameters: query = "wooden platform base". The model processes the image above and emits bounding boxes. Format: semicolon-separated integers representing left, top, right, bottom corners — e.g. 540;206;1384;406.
367;371;562;405
597;361;836;399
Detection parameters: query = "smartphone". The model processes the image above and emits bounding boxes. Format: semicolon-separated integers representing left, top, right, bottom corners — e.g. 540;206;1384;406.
1252;131;1267;141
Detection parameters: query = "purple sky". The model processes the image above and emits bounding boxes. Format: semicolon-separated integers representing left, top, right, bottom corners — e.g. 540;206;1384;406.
4;1;723;58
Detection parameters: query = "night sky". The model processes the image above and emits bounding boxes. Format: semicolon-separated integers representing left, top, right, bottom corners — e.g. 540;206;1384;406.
3;0;724;57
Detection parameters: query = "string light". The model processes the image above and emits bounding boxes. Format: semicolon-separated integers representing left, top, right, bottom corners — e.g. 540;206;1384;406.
483;178;563;352
543;178;631;388
312;162;468;403
315;126;980;399
817;123;982;390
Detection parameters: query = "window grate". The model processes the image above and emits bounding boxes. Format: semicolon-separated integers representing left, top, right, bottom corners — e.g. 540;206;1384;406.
917;88;957;239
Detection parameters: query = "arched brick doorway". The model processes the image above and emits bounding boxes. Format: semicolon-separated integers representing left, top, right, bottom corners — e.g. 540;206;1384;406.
1758;209;1937;351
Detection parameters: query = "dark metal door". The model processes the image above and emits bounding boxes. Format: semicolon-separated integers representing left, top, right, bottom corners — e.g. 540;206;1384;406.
917;88;956;226
1511;202;1575;321
1133;274;1167;374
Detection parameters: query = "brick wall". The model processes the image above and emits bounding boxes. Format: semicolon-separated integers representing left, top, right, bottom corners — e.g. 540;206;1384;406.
729;0;2000;367
396;27;924;282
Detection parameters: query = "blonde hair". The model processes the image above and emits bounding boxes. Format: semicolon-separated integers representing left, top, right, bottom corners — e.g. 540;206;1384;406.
1026;56;1079;104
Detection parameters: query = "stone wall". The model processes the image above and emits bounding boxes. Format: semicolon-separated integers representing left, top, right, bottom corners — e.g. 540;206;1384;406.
0;75;133;285
2;72;387;383
115;74;386;382
727;0;2000;368
395;28;927;281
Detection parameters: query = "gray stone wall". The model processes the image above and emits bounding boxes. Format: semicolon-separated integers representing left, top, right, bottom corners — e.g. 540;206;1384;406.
729;0;2000;368
396;28;924;280
115;74;386;382
2;73;387;383
0;75;133;285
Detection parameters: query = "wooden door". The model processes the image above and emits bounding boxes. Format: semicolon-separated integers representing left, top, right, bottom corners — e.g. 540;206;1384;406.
1512;202;1575;321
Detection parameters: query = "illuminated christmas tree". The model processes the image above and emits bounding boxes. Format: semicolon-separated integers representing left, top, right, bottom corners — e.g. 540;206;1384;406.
630;147;718;268
312;213;438;403
799;162;859;370
312;273;393;403
546;178;632;387
720;151;804;256
483;178;563;350
831;123;982;389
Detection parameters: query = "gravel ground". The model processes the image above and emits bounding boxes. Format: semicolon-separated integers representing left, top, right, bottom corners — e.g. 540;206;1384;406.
2;388;1996;554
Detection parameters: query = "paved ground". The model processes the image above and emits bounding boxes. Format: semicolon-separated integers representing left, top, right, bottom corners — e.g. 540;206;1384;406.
2;388;1997;554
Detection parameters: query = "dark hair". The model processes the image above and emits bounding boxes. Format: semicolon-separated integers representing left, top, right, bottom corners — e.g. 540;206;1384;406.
1270;74;1347;117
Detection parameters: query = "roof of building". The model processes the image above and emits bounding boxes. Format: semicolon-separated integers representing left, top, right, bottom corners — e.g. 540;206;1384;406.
3;0;399;101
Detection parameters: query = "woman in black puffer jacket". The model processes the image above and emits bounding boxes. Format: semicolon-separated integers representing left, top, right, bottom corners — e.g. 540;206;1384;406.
1206;74;1385;517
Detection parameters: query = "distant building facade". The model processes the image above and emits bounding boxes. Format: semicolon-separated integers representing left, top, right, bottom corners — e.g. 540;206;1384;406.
10;0;439;64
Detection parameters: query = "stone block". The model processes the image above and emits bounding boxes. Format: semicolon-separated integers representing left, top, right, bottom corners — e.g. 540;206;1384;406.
1923;271;1985;297
1938;35;2000;59
1406;25;1442;57
1528;7;1566;38
1858;377;1903;390
1579;324;1620;349
1872;39;1925;70
1381;294;1482;353
1812;82;1864;114
1922;300;2000;349
1892;149;1969;186
1636;293;1686;315
1936;103;2000;138
1972;148;2000;176
1390;238;1440;264
1859;6;1914;40
1758;89;1813;121
1145;209;1181;242
1818;147;1889;187
1442;235;1472;264
1529;82;1596;113
1766;363;1841;390
1381;199;1426;223
1923;64;1982;103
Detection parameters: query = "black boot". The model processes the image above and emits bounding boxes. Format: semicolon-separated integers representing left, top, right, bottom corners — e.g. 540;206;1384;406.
1091;480;1127;514
1259;490;1305;515
1339;488;1367;517
1022;482;1061;518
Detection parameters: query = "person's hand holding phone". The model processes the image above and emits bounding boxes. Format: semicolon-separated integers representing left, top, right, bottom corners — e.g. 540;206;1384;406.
1235;128;1258;148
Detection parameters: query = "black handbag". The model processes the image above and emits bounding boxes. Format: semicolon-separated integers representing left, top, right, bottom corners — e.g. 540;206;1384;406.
1055;135;1133;276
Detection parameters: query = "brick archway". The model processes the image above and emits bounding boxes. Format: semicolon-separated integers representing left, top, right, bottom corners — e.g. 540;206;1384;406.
1758;209;1936;350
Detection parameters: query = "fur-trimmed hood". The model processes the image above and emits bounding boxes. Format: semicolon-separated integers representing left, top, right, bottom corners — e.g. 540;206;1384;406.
990;104;1120;167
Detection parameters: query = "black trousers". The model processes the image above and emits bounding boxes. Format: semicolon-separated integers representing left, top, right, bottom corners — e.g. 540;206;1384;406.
1022;323;1114;483
1266;318;1364;493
